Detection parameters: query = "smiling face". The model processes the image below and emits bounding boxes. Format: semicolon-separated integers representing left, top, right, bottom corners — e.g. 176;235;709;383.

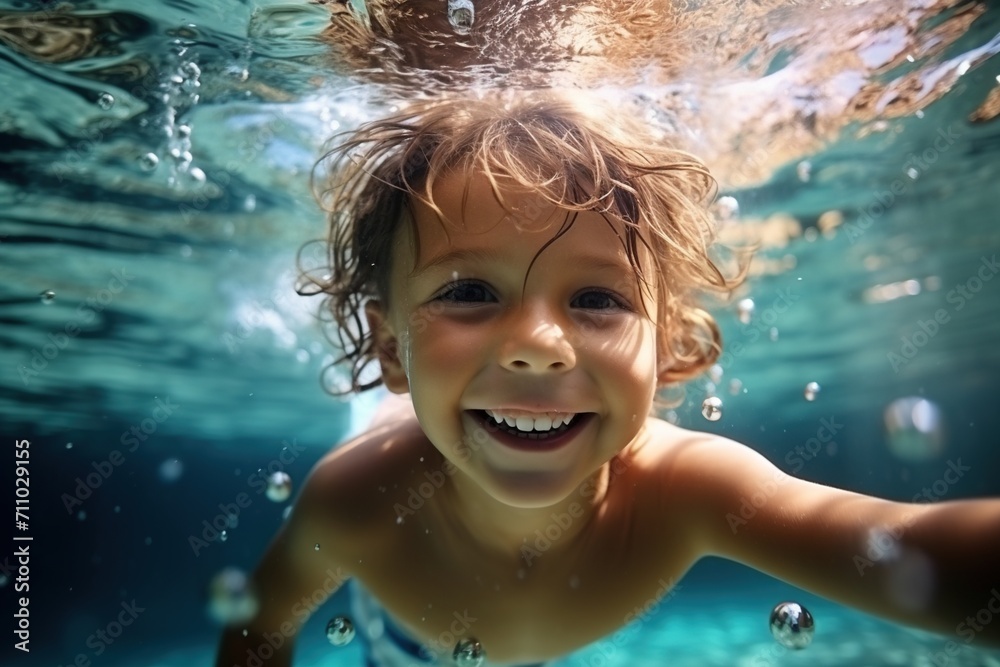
366;170;660;508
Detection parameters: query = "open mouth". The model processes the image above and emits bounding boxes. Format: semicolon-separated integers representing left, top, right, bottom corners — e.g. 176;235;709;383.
470;409;590;447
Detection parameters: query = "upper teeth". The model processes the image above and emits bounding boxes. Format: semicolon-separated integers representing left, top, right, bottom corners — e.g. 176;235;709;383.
484;410;575;432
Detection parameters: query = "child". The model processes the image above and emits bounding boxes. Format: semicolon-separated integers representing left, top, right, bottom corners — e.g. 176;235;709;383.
216;92;1000;667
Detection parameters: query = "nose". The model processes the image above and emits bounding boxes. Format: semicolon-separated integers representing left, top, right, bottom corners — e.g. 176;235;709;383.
498;303;576;373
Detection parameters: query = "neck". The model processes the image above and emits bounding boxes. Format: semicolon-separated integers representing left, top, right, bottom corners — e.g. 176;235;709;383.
440;461;612;568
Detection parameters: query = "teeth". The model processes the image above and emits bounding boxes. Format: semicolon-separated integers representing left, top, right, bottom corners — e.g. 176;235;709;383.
484;410;576;433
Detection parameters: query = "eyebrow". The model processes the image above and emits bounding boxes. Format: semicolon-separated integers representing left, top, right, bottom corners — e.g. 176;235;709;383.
411;247;637;279
410;247;505;277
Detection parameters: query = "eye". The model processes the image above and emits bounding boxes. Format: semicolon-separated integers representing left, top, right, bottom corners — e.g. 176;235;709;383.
435;281;496;304
572;289;629;311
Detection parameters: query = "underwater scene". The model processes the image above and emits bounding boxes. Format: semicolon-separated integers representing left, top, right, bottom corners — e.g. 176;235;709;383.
1;0;1000;665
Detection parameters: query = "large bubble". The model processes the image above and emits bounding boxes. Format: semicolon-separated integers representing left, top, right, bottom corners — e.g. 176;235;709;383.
883;397;944;461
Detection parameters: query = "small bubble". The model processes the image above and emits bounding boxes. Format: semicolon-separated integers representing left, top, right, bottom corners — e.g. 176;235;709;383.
396;516;404;525
804;382;821;401
114;505;121;513
728;379;743;395
266;471;292;502
139;153;159;171
796;161;812;182
77;510;87;521
220;530;228;542
242;628;248;637
709;364;723;384
159;457;184;482
453;637;486;667
66;442;73;449
714;195;740;220
907;167;919;180
208;567;258;625
189;167;206;182
314;543;320;551
97;92;115;110
0;574;8;587
769;601;815;649
326;616;356;646
39;290;56;304
701;396;723;422
736;298;754;325
177;124;191;138
769;327;779;342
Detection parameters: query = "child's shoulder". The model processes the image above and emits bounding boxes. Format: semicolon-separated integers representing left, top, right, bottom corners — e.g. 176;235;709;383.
302;412;433;533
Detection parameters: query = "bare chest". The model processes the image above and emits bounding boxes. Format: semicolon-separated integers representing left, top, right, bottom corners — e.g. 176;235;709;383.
353;505;690;663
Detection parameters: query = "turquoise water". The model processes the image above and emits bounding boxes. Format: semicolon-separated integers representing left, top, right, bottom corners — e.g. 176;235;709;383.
2;0;1000;665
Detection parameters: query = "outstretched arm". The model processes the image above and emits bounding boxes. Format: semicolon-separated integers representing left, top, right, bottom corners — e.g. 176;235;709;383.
663;435;1000;647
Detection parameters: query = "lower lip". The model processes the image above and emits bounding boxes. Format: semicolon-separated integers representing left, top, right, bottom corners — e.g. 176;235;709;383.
469;411;591;452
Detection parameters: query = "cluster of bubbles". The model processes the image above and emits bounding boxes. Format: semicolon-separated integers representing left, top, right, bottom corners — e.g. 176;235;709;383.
768;601;815;649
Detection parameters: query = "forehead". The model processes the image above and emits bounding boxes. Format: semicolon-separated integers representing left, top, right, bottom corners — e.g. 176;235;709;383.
400;169;639;270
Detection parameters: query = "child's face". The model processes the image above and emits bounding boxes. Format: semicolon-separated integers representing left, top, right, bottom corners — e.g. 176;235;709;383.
369;170;660;508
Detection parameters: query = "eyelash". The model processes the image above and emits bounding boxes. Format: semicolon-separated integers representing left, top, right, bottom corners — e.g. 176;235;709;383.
433;281;631;311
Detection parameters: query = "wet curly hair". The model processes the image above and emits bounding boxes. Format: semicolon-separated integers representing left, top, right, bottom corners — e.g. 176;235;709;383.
304;90;746;408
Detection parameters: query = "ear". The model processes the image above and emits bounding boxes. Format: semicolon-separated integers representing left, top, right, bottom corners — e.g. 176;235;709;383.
365;300;410;394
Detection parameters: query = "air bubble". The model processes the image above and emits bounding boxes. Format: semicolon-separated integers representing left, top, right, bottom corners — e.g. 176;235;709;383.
447;0;475;35
769;601;814;649
883;396;944;461
139;153;160;171
266;471;292;502
159;457;184;482
326;616;356;646
737;298;754;324
453;637;486;667
208;567;259;625
796;161;812;182
39;290;56;304
97;92;115;110
701;396;723;422
803;382;820;402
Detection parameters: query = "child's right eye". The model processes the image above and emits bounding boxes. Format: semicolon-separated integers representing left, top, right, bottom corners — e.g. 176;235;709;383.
434;281;496;304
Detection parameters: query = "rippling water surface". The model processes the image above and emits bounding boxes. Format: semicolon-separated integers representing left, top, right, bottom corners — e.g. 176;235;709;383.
1;1;1000;665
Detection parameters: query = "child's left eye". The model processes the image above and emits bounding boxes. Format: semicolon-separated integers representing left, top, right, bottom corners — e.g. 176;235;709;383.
572;289;628;311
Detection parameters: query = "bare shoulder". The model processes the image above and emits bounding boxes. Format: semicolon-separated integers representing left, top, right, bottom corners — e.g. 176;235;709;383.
638;417;804;553
305;410;432;539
